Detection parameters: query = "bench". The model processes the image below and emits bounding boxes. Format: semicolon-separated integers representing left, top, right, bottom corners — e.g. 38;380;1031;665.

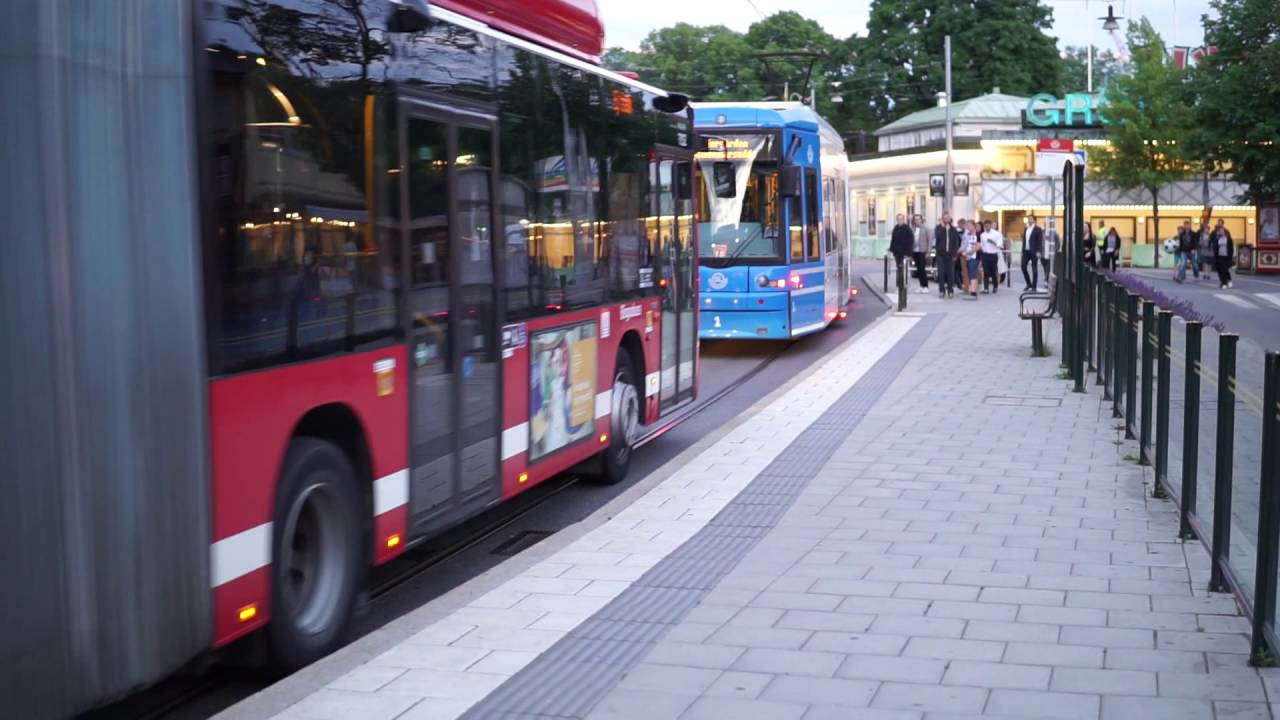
1019;284;1057;357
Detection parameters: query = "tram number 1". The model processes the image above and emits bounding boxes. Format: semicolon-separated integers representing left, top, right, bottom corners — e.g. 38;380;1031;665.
713;315;722;329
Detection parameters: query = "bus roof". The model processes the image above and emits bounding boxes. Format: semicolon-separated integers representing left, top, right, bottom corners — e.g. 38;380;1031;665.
692;102;844;151
438;0;604;65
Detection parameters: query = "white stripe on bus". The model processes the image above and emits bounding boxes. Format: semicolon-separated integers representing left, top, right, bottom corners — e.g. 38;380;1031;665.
791;286;825;297
791;321;827;336
501;422;529;460
791;266;826;276
373;469;409;515
210;522;272;588
432;7;671;99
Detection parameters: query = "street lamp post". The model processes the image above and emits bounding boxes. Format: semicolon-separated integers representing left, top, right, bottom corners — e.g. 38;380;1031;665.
944;35;953;217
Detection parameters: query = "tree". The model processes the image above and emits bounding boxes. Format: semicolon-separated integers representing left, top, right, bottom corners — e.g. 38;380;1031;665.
1190;0;1280;202
620;23;761;101
1092;18;1193;263
1059;46;1129;93
859;0;1063;123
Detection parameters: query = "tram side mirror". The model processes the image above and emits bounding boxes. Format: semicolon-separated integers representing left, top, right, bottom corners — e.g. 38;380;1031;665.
388;0;432;33
712;162;737;199
779;164;801;198
676;162;693;200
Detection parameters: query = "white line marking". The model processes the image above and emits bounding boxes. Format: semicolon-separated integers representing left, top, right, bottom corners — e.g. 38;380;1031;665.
1215;293;1259;309
595;390;612;419
1255;293;1280;309
373;469;409;516
311;315;921;718
307;315;931;717
501;422;529;460
210;523;272;588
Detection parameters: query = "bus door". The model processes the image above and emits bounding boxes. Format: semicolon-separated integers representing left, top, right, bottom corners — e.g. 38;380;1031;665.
652;154;696;410
401;103;502;536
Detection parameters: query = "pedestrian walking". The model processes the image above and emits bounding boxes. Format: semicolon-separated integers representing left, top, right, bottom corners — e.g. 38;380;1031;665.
1020;215;1045;291
1101;227;1121;271
911;214;930;293
1210;219;1235;288
934;213;961;298
1082;223;1097;267
980;219;1003;294
1177;221;1198;282
1199;221;1214;279
889;213;913;289
961;220;981;298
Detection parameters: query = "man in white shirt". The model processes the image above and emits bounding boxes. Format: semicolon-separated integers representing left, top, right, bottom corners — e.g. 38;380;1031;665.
979;220;1004;294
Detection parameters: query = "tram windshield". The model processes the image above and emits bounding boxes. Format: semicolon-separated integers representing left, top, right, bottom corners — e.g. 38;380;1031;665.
695;133;782;266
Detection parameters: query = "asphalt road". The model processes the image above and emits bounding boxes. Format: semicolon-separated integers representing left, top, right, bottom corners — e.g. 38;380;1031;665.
1124;268;1280;352
123;279;890;720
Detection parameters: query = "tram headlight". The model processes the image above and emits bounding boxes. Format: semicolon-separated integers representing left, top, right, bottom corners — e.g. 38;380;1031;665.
756;274;769;288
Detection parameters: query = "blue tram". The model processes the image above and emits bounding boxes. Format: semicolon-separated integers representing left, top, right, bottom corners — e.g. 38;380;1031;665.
692;103;852;339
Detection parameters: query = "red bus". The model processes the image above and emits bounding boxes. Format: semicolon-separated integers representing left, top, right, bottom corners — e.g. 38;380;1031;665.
3;0;696;715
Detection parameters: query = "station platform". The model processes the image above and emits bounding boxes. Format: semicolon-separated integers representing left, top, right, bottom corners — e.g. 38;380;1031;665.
222;283;1278;720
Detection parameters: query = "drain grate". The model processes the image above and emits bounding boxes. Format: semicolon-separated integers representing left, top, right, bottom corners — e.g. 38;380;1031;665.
490;530;553;556
984;394;1062;408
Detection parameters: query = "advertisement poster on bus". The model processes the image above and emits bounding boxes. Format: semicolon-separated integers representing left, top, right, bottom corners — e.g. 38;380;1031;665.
529;322;597;460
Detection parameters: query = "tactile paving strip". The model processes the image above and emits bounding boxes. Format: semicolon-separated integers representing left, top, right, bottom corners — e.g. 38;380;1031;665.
461;315;940;719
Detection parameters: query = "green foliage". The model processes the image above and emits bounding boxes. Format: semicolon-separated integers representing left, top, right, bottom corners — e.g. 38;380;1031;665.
1059;46;1129;93
1092;18;1192;244
858;0;1063;123
1190;0;1280;202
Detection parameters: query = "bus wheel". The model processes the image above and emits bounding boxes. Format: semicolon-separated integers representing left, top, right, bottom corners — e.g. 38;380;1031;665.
594;353;640;485
268;437;363;673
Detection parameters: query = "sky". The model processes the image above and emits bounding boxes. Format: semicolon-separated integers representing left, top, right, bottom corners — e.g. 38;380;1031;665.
597;0;1219;53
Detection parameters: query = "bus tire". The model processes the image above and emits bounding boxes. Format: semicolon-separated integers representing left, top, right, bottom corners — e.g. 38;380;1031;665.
267;437;363;673
592;352;640;486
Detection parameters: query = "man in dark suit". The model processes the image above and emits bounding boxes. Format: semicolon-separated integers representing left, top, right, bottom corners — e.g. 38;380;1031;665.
933;213;962;298
889;213;913;288
1021;215;1045;291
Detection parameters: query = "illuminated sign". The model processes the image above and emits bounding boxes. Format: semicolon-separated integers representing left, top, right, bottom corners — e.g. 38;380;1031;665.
1023;92;1108;129
695;137;755;161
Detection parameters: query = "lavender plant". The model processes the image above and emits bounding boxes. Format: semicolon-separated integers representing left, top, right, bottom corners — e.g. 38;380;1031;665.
1106;270;1228;333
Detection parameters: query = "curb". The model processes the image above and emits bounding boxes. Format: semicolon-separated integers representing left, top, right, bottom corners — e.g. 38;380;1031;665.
859;274;892;308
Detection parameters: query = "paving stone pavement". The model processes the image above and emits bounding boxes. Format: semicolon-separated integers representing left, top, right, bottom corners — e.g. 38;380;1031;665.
566;289;1277;719
261;285;1279;720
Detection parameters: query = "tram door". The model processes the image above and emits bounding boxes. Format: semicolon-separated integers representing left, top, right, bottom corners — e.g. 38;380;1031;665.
652;154;697;410
401;105;502;535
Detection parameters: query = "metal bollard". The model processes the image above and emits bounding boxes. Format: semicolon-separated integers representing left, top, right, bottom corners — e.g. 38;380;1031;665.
896;257;907;311
1250;351;1280;666
1180;321;1202;540
1125;293;1139;439
1102;281;1113;400
1209;333;1239;593
1139;301;1156;465
1095;273;1106;385
883;254;890;294
1153;310;1172;498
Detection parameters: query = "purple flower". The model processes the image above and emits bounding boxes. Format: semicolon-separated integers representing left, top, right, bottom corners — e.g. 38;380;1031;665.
1102;270;1228;333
